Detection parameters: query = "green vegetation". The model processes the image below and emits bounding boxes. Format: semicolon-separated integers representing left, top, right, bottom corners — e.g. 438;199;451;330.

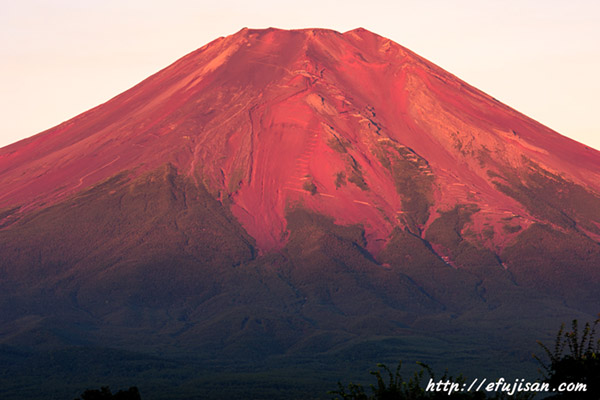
501;223;600;307
535;319;600;399
0;345;348;400
74;386;141;400
284;206;369;263
331;361;534;399
332;318;600;400
348;156;369;191
1;163;599;400
425;205;500;269
331;150;368;191
502;224;522;233
379;228;446;269
476;147;491;168
331;362;443;400
335;171;347;188
303;177;318;195
486;170;502;179
327;133;352;154
0;163;256;309
491;159;600;235
9;319;593;400
374;141;434;231
482;225;495;240
426;204;479;249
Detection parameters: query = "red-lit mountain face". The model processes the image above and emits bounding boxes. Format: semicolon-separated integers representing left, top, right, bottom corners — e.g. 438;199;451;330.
0;28;600;398
2;28;600;291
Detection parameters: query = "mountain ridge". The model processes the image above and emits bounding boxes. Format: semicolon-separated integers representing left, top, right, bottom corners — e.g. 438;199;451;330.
0;27;599;399
2;27;599;257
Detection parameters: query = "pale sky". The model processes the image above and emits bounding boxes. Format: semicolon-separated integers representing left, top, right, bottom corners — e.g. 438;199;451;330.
1;0;599;150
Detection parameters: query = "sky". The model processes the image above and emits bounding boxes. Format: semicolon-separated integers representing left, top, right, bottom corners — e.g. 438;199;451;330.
1;0;599;150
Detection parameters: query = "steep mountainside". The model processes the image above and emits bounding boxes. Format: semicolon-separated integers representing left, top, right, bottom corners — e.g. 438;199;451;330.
0;27;599;399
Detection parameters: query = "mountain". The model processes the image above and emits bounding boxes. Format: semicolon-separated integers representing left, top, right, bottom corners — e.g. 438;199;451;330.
1;27;599;399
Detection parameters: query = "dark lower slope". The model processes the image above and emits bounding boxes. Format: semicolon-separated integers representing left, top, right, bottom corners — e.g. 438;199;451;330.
0;164;255;328
0;165;597;399
485;160;600;312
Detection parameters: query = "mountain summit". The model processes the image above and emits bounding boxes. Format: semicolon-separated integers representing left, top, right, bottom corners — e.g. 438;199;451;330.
1;28;598;252
1;28;599;399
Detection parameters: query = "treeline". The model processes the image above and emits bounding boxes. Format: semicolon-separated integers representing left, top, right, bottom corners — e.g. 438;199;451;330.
74;319;599;400
73;386;141;400
331;318;600;400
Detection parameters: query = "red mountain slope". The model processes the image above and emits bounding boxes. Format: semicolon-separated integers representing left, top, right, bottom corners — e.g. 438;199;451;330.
1;27;599;256
1;28;600;400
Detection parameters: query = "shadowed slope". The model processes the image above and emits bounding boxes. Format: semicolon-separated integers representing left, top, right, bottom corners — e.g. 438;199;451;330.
1;27;600;400
2;28;599;256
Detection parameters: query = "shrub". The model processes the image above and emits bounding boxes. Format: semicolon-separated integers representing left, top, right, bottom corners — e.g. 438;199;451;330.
534;318;600;399
330;361;534;399
303;179;318;195
74;386;141;400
